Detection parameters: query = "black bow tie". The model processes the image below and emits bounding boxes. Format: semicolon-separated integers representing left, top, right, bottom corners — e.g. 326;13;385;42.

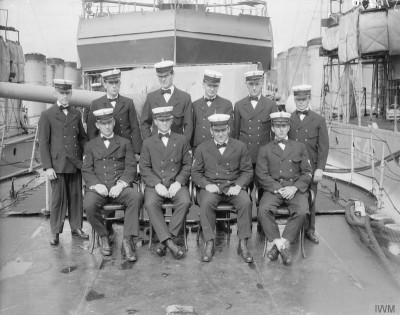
102;136;113;141
108;98;118;102
274;139;287;145
60;105;69;111
249;96;259;102
216;143;227;149
161;89;171;95
205;97;215;103
297;110;308;115
159;133;170;139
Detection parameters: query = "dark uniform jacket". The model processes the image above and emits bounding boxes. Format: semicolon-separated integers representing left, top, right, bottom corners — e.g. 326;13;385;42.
140;87;193;143
39;104;88;173
140;132;192;189
288;110;329;172
256;139;312;194
191;95;233;148
191;138;253;194
233;95;278;163
81;134;137;191
87;95;142;154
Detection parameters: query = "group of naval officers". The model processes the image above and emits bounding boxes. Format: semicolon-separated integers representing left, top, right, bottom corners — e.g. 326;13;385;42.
38;60;329;266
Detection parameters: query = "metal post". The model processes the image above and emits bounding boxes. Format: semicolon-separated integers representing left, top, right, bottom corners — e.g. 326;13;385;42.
28;124;38;172
350;127;354;183
358;58;363;126
370;131;375;195
394;95;398;132
337;61;341;124
0;125;5;159
377;142;385;210
371;61;376;121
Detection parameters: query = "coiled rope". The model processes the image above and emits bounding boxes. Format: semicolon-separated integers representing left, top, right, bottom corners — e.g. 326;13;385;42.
345;200;400;288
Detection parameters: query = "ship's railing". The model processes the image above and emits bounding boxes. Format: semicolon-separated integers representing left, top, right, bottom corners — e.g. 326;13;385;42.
326;122;400;216
81;0;269;19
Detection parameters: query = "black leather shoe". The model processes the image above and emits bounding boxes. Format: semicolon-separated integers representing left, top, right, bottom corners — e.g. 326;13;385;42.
202;240;215;262
266;245;279;261
237;239;254;263
50;233;59;246
155;242;167;257
100;236;112;256
306;231;319;244
121;236;137;262
280;247;293;266
71;229;89;240
166;239;184;259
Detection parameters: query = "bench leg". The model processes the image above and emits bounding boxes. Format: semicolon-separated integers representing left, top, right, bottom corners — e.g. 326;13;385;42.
263;236;268;258
149;221;153;250
183;220;188;251
90;227;96;253
300;226;306;258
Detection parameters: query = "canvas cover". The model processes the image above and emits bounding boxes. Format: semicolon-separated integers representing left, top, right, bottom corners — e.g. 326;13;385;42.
388;9;400;55
322;25;339;52
7;41;25;83
359;10;388;55
0;37;10;82
338;7;359;63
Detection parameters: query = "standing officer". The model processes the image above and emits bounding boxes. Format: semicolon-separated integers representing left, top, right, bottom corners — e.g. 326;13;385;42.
233;70;278;167
38;79;88;245
191;69;233;152
256;112;312;265
288;85;329;244
87;69;142;158
140;106;192;259
82;108;142;262
140;60;193;143
83;82;104;131
191;114;254;263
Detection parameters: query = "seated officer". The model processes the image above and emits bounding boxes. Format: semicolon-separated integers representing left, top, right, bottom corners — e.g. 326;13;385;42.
139;106;192;259
82;108;142;262
255;112;312;265
191;114;254;263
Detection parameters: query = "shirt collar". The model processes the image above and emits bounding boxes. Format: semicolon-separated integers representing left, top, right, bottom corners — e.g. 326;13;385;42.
107;93;119;100
297;106;310;112
101;133;114;139
214;138;229;146
249;94;261;100
162;85;175;94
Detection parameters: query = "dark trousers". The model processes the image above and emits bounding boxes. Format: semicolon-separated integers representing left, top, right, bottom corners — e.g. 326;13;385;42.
199;189;252;242
144;186;191;243
50;172;83;234
84;187;142;237
307;181;318;233
258;190;309;243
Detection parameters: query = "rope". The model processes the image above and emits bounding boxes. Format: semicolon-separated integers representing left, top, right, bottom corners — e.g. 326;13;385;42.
345;200;400;288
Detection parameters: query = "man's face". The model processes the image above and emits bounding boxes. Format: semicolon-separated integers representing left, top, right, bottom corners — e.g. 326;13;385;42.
245;79;263;97
54;89;72;105
104;79;121;97
272;123;290;140
157;72;174;89
294;95;310;111
210;125;230;144
96;119;115;137
203;81;220;99
154;116;173;133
